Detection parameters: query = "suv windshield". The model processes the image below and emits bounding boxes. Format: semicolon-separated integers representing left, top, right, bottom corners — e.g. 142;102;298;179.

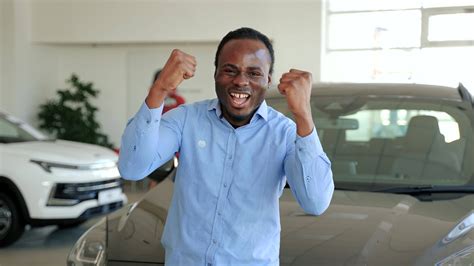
268;95;474;192
0;114;47;143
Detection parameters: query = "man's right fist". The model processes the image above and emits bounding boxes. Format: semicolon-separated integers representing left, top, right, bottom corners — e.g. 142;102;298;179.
146;49;196;108
155;49;197;92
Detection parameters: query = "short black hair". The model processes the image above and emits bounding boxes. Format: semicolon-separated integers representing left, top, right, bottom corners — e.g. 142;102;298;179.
214;27;274;75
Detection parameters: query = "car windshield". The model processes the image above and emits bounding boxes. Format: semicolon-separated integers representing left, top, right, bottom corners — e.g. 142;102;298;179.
268;95;474;192
0;114;48;143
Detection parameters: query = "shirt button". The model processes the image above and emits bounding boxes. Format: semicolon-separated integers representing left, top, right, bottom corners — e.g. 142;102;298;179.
146;120;150;124
223;183;227;188
306;176;311;182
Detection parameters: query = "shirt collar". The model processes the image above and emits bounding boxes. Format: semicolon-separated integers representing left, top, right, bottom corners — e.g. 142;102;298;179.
207;98;269;123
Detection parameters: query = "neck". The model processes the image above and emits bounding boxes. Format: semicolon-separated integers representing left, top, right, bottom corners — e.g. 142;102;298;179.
220;105;256;128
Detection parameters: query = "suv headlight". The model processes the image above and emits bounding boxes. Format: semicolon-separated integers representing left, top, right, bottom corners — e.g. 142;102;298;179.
67;217;106;266
31;160;79;173
31;159;117;173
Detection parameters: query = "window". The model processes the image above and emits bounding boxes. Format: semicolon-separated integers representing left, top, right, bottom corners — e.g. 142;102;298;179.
0;116;38;142
323;1;474;91
267;93;473;189
312;97;470;187
344;109;460;142
428;13;474;41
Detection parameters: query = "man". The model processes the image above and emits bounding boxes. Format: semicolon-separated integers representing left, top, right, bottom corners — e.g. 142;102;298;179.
119;27;334;265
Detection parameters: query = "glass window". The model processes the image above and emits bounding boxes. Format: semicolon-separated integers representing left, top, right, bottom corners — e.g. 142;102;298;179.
324;0;474;92
415;47;474;90
329;0;421;12
0;116;41;143
423;0;474;8
0;118;19;138
344;110;407;141
323;49;420;83
268;95;473;189
428;13;474;41
328;11;421;49
344;110;460;142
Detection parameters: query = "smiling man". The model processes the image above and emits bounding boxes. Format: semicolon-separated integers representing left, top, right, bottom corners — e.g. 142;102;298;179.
118;27;334;265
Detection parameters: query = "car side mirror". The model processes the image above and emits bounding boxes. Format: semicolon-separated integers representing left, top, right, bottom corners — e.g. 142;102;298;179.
147;157;178;184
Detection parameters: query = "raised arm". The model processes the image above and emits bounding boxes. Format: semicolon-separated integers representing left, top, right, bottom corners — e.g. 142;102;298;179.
278;69;334;215
118;49;196;180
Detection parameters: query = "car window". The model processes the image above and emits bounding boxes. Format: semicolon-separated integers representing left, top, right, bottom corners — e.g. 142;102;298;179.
344;109;459;142
267;96;474;191
0;116;41;143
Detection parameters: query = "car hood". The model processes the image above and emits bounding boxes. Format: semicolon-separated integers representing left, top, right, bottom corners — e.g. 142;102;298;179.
280;190;474;266
3;139;117;165
106;178;474;265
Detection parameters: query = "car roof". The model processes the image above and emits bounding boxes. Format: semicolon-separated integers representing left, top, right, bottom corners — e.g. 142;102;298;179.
266;82;465;103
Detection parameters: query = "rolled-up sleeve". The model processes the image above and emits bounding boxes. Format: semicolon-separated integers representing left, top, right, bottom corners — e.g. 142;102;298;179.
284;128;334;215
118;102;184;180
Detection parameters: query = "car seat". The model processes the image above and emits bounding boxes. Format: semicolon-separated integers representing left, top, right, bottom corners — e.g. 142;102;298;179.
391;115;460;180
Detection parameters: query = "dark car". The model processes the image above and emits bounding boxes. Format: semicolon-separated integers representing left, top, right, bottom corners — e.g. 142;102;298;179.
68;83;474;266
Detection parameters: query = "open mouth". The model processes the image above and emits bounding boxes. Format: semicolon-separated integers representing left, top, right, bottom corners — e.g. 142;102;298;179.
229;92;250;107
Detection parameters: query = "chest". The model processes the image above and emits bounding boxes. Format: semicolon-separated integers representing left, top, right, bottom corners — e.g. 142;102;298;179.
182;117;287;166
176;114;289;191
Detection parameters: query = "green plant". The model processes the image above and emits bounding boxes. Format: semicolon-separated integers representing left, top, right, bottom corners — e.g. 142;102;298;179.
38;74;114;148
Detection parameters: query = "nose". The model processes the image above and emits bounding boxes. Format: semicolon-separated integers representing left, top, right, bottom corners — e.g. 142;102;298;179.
233;72;250;87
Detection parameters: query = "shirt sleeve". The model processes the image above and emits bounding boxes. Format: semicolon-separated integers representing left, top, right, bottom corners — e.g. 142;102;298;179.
284;127;335;215
118;102;185;180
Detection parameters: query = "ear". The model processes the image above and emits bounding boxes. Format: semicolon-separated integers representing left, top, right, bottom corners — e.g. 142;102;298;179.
267;74;272;85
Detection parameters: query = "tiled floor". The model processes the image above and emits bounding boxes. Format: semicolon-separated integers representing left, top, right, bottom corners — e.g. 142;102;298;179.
0;187;147;266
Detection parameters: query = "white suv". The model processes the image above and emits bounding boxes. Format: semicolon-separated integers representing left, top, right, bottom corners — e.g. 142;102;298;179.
0;111;127;247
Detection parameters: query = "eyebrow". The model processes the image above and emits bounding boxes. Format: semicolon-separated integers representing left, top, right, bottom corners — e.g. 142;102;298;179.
247;66;264;72
221;64;263;71
221;64;238;70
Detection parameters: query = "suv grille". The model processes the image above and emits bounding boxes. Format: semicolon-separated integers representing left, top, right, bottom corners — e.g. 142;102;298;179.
48;179;122;206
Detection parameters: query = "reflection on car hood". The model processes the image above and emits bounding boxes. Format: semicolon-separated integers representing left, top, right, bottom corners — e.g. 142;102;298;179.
3;139;117;165
280;189;474;266
107;176;174;264
106;178;474;265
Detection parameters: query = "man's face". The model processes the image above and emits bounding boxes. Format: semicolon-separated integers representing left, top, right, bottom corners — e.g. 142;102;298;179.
215;39;272;127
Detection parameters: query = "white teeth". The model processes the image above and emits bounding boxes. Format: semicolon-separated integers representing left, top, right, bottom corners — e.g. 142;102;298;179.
230;93;249;99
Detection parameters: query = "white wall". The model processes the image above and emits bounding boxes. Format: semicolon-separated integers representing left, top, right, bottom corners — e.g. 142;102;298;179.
0;0;12;115
1;0;58;123
0;1;3;101
3;0;324;146
124;43;219;116
31;1;323;78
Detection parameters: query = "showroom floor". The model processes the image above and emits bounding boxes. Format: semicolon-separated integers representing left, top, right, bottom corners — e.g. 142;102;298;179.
0;185;147;266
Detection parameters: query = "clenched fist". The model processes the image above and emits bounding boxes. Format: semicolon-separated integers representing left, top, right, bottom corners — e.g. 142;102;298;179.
278;69;314;136
146;49;197;108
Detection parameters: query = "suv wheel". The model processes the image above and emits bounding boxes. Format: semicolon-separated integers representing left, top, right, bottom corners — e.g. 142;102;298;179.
0;193;25;247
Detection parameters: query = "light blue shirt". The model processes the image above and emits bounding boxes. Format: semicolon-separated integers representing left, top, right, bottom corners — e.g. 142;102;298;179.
119;98;334;266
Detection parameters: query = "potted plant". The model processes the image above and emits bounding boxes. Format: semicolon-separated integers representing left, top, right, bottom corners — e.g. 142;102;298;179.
37;74;114;148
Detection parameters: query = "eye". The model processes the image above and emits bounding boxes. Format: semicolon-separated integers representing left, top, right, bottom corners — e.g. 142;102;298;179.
248;71;263;78
223;68;237;76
